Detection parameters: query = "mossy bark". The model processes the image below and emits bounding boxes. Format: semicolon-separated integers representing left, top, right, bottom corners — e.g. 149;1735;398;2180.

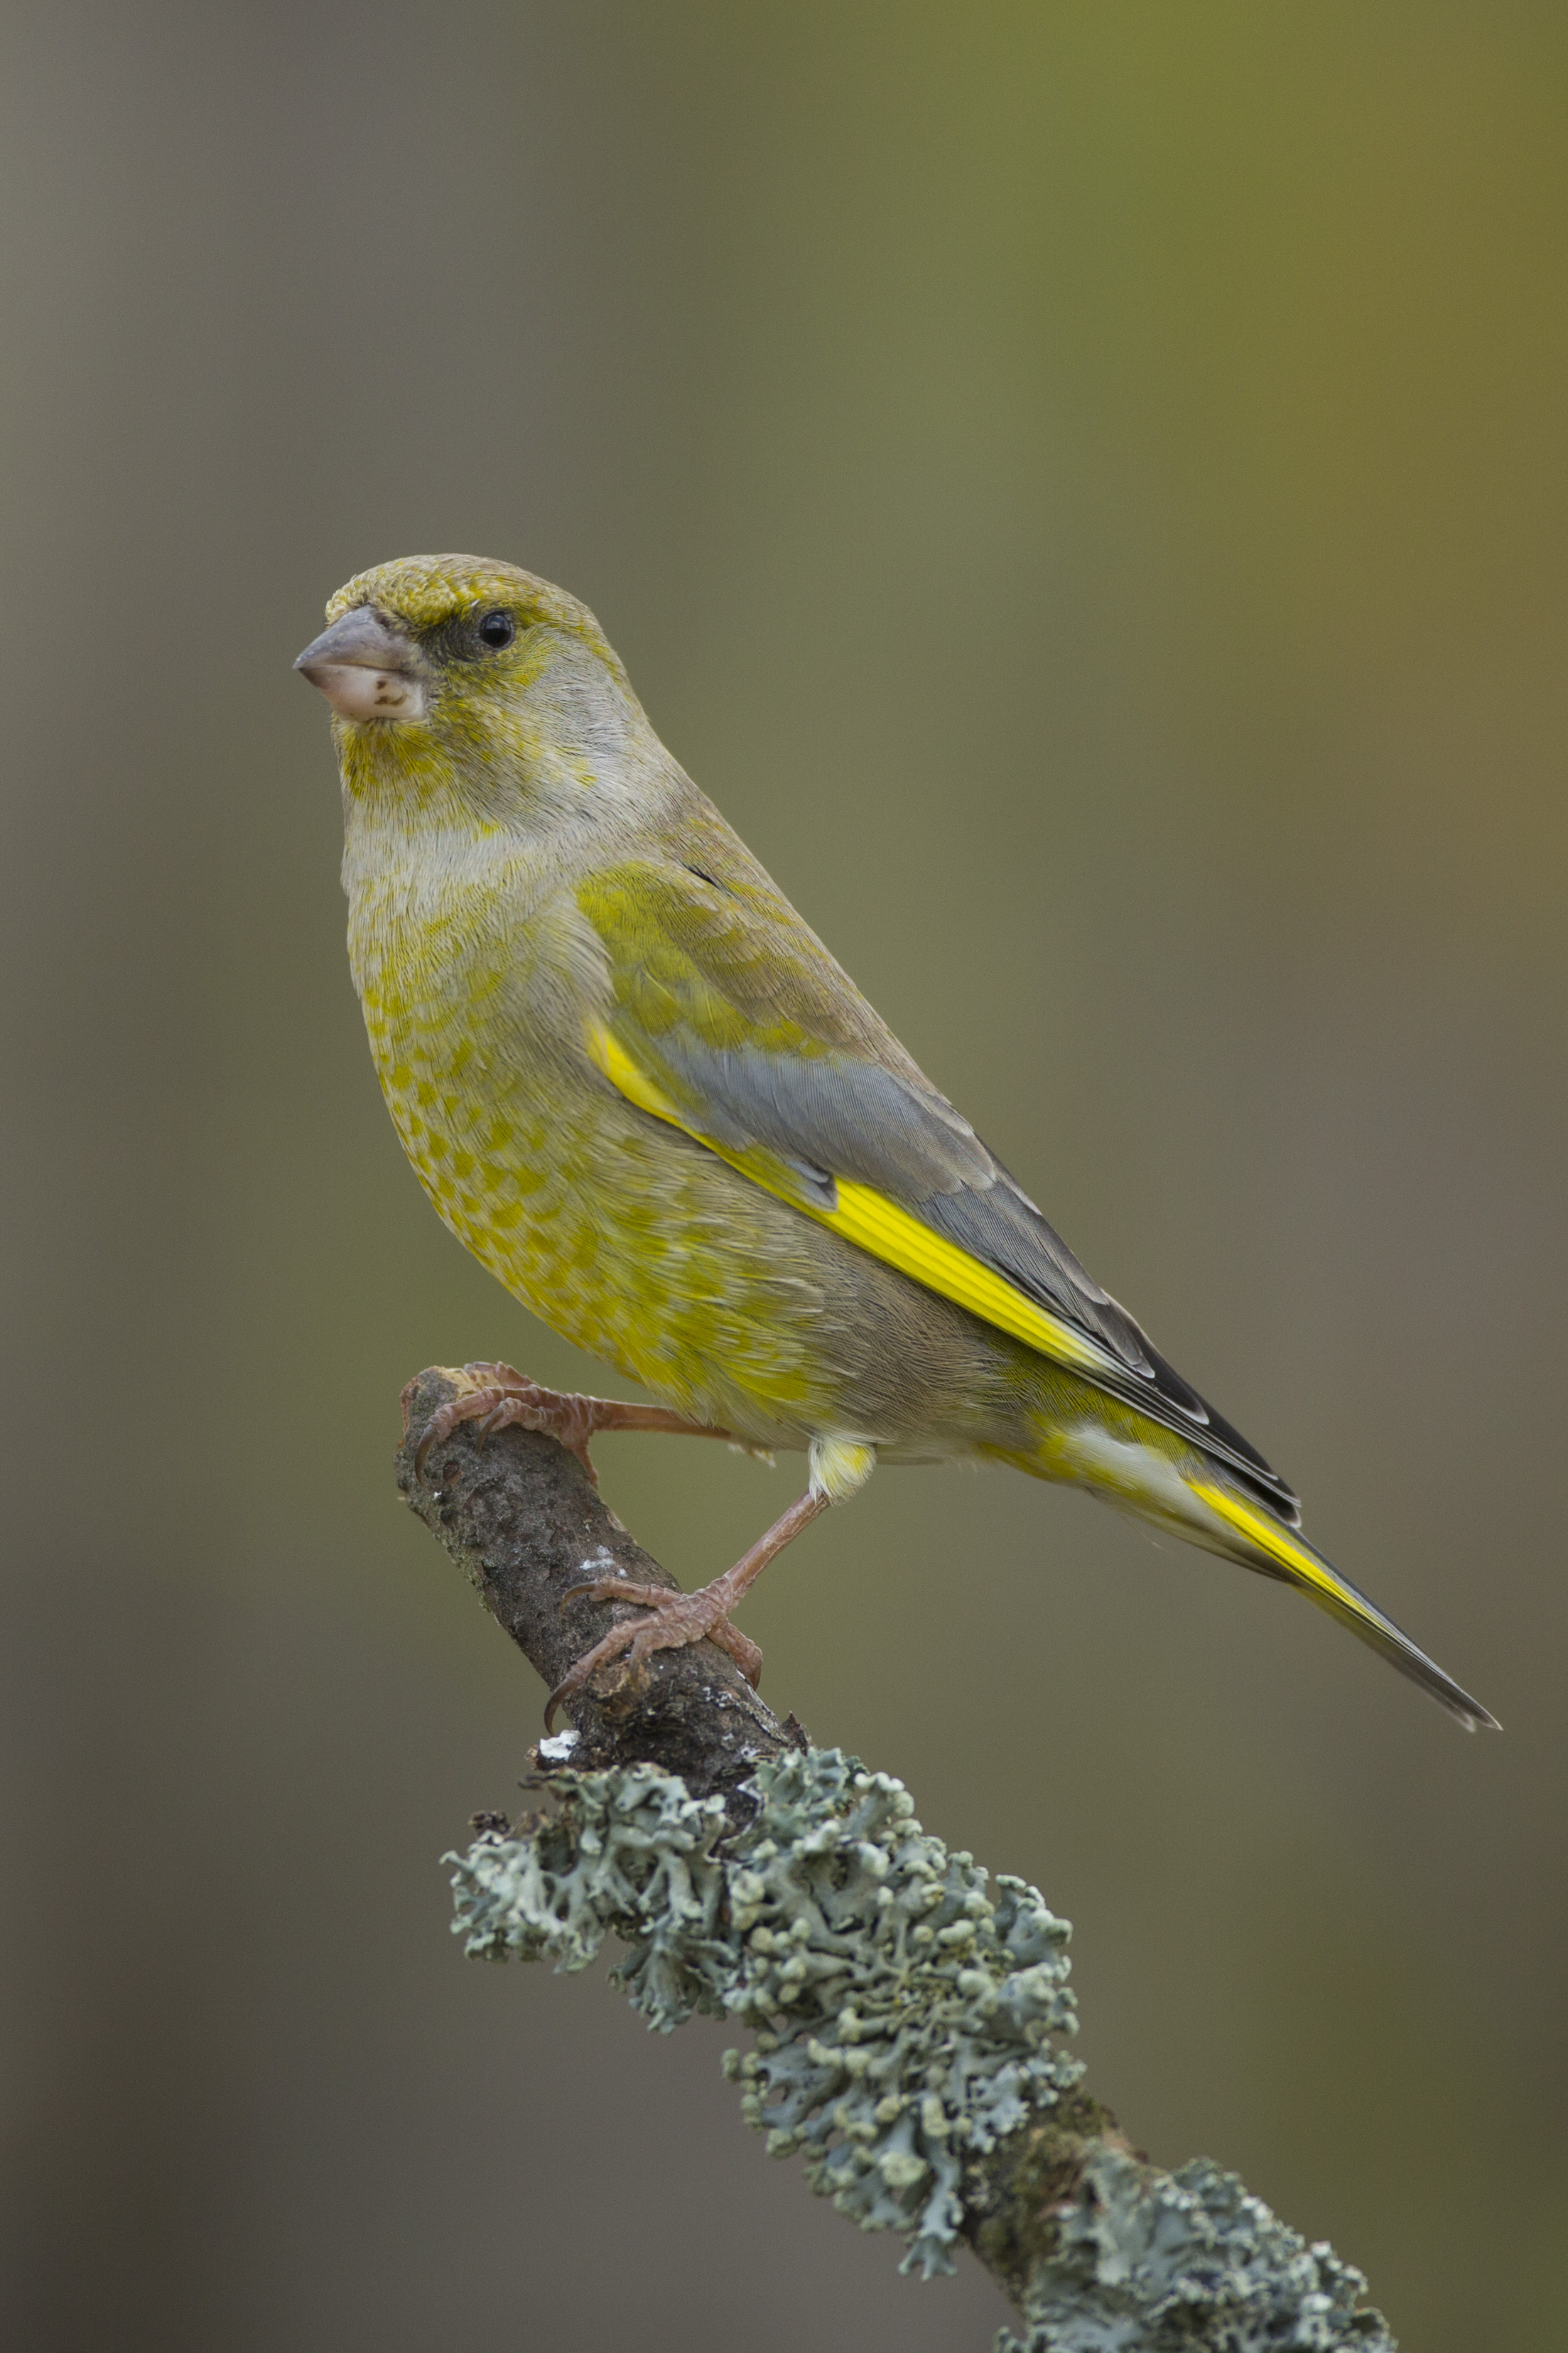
963;2089;1133;2305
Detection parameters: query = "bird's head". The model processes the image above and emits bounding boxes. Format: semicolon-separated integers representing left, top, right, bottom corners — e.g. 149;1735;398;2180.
295;554;645;814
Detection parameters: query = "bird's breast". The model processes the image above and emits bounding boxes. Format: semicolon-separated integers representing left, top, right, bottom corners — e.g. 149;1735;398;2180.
343;860;837;1437
341;828;1037;1457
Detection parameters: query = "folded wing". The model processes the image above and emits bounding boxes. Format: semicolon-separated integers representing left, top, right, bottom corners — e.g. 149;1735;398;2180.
575;856;1299;1520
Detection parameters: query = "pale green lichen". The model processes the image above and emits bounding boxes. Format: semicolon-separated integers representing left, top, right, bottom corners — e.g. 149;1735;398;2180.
1001;2148;1396;2352
717;1748;1081;2272
448;1746;1079;2276
445;1748;1393;2347
449;1760;734;2028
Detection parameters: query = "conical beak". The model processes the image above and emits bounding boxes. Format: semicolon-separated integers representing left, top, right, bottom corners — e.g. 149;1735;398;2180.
294;605;427;721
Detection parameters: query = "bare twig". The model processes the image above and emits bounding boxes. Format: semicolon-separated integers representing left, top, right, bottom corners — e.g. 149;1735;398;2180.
397;1365;791;1799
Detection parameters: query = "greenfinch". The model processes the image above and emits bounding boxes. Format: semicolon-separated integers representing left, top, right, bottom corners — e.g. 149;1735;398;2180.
296;554;1496;1733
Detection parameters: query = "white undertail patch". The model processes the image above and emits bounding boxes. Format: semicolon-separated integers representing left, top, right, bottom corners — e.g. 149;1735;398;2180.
809;1436;877;1505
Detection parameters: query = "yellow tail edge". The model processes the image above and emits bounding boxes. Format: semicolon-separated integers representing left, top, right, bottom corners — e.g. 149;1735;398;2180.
1190;1480;1500;1733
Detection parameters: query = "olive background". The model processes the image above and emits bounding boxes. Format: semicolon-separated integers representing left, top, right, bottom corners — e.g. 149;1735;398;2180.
4;6;1565;2347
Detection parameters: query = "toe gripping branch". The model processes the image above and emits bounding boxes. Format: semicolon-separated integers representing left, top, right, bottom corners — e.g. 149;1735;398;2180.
396;1365;789;1796
411;1359;735;1484
409;1363;825;1738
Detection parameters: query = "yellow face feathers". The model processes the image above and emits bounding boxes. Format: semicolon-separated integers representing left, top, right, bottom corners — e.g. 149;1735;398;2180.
323;554;623;683
306;555;646;820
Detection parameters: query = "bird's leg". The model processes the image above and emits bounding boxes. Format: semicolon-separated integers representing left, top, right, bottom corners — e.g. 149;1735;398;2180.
413;1361;737;1486
544;1487;831;1730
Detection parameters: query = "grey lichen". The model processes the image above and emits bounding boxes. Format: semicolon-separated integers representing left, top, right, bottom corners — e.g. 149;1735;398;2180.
450;1757;734;2029
719;1748;1081;2273
446;1746;1393;2347
1000;2149;1396;2352
448;1745;1079;2276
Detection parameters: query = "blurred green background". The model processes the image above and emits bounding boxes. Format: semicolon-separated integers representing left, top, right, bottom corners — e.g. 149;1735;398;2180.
3;5;1564;2346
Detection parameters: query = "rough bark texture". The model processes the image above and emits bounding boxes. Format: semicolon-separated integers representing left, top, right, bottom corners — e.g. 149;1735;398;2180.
397;1366;793;1799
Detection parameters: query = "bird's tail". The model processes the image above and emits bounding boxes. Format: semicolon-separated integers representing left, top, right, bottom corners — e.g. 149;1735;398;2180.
1186;1476;1499;1732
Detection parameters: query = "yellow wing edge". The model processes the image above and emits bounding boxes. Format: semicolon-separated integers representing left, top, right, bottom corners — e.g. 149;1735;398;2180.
1191;1478;1501;1730
587;1023;1112;1379
1192;1480;1366;1611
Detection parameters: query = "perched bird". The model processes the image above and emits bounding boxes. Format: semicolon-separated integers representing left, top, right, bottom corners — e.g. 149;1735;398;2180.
296;554;1496;1733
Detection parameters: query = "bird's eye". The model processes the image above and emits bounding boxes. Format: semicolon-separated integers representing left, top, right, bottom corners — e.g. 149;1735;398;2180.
477;610;517;650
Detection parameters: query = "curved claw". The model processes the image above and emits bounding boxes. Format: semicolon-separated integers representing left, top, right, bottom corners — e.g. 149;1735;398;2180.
476;1404;511;1450
414;1417;450;1481
542;1624;637;1729
558;1577;664;1611
705;1615;765;1689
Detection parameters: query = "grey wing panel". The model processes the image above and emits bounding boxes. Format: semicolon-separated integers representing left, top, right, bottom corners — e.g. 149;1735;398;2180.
658;1040;1307;1515
916;1163;1299;1515
652;1038;1144;1359
651;1031;1302;1519
594;856;1302;1518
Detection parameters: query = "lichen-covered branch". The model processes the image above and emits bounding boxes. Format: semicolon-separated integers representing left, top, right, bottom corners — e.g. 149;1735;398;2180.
399;1367;1395;2350
451;1748;1081;2274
